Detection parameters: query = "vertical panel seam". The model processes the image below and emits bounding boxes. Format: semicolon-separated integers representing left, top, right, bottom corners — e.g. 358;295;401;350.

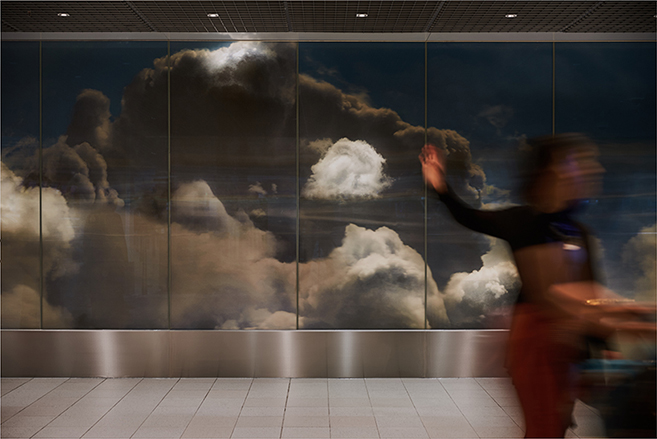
39;40;44;329
167;40;172;331
424;40;429;375
553;41;556;135
424;41;428;333
296;42;300;331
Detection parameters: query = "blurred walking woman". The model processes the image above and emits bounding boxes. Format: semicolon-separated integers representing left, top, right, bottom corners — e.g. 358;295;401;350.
421;134;638;438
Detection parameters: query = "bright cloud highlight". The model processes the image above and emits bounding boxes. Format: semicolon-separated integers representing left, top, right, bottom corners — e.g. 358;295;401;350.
302;138;392;200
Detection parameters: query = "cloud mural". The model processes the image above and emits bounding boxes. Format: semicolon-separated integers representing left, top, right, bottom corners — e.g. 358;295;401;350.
0;40;497;329
3;40;651;330
622;223;657;302
443;238;520;328
302;138;392;200
299;223;449;329
1;162;77;328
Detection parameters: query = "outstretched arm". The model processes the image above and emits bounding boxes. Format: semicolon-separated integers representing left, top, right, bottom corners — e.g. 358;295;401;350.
419;144;447;194
420;143;521;241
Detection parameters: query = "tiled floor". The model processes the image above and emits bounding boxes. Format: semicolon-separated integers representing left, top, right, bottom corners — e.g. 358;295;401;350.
1;377;605;439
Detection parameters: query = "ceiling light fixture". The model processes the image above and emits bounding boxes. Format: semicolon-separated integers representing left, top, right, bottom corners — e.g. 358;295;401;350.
57;12;70;17
207;13;219;18
505;13;518;18
356;13;368;18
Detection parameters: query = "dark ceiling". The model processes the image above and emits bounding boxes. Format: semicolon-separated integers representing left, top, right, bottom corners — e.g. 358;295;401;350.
1;1;656;34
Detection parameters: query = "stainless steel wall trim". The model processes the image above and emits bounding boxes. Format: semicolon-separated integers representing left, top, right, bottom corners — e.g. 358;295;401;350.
2;330;509;378
2;32;655;42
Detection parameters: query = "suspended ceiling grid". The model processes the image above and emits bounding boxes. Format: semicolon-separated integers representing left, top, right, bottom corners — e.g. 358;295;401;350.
1;1;656;34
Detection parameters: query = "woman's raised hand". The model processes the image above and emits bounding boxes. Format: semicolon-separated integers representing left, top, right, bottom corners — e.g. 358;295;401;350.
420;144;447;193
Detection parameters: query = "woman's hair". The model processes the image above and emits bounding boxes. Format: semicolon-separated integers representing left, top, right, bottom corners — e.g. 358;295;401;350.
520;133;595;203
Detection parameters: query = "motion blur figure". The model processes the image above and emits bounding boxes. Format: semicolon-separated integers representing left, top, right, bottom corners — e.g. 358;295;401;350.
420;134;655;438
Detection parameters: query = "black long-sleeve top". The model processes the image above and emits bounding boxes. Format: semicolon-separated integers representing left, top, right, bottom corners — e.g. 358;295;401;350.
431;185;596;304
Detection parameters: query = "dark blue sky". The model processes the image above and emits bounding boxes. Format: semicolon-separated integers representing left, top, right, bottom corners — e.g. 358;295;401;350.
1;42;40;146
41;41;167;144
300;42;425;127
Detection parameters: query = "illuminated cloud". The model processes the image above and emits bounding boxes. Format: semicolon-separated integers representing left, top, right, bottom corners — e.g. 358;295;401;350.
1;162;78;328
1;161;74;243
302;138;392;200
443;238;520;328
299;223;449;329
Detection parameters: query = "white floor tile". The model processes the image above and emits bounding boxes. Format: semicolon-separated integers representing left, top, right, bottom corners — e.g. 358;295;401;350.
329;426;380;438
230;426;282;438
281;426;330;438
0;377;618;439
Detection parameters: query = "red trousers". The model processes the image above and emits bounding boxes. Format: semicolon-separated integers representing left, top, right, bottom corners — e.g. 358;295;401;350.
507;304;577;438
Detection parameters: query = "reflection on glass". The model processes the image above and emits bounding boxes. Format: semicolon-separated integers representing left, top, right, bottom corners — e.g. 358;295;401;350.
170;42;297;329
298;42;427;329
426;43;552;328
40;41;169;328
1;42;42;328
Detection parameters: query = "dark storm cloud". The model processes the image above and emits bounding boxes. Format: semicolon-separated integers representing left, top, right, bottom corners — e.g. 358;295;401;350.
3;41;510;329
66;89;112;152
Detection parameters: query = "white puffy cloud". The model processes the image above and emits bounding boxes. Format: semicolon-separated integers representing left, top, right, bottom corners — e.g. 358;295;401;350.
299;223;449;329
302;138;392;200
1;162;78;327
2;161;75;244
442;238;520;328
622;223;656;302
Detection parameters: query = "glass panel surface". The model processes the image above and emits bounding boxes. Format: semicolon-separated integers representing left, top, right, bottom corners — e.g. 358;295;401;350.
41;42;169;328
299;42;426;329
556;42;656;302
1;42;42;328
427;43;552;328
169;42;297;329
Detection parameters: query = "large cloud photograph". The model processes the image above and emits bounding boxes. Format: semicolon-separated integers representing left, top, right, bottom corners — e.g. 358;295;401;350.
1;40;654;330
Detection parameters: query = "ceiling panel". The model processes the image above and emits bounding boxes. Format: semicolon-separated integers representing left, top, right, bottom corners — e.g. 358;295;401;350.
1;1;656;34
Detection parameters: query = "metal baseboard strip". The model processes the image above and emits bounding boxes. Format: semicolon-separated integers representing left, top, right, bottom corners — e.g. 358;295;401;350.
1;330;509;378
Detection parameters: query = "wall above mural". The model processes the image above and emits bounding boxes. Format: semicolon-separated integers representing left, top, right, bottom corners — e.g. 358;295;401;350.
2;40;655;330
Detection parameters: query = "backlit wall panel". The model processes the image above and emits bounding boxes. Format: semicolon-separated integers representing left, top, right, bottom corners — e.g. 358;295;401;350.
1;40;654;330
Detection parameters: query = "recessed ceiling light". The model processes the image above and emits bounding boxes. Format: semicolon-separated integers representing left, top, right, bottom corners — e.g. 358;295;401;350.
505;14;518;18
356;13;368;18
57;12;70;17
207;13;219;18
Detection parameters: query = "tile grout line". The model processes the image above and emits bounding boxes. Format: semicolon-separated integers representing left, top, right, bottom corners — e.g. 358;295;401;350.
230;377;255;438
0;378;32;401
439;379;483;439
401;377;432;439
363;378;383;439
279;378;291;439
74;377;143;439
178;378;218;439
475;378;523;430
128;378;180;439
28;378;106;439
3;377;70;426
